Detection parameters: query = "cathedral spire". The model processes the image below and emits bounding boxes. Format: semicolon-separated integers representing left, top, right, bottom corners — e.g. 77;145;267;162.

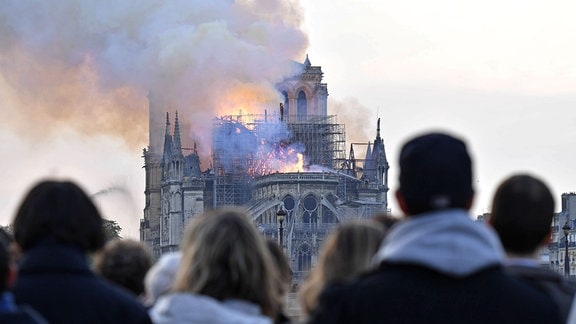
173;110;182;153
376;117;381;140
304;54;311;68
348;144;357;177
162;112;173;164
164;112;170;136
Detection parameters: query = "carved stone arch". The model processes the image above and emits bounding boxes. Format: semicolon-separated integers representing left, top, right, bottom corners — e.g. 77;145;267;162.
301;193;319;224
282;194;296;211
171;191;182;212
297;243;312;271
294;83;314;98
296;90;307;120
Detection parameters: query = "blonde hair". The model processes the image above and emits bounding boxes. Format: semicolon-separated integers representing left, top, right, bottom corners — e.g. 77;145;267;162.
173;208;280;318
299;220;386;315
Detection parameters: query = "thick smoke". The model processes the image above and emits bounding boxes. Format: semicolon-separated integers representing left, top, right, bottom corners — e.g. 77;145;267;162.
0;0;308;152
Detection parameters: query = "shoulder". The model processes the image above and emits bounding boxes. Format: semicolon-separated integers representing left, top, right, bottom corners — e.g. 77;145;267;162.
0;305;48;324
310;264;562;324
152;294;272;324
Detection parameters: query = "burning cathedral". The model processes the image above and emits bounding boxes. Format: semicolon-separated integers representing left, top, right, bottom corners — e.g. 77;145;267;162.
140;57;389;281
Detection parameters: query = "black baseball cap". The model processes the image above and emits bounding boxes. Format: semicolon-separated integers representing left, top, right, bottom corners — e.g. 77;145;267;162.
399;132;473;214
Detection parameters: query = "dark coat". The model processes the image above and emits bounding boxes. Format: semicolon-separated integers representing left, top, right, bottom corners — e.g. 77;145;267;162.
506;264;576;322
13;242;151;324
308;263;563;324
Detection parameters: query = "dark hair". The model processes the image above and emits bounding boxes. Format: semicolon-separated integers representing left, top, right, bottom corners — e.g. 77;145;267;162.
13;180;105;252
0;228;10;292
371;213;399;232
93;239;153;296
398;132;473;215
491;174;554;254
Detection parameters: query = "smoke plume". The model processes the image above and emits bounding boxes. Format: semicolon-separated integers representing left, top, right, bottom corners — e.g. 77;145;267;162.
0;0;309;152
0;0;309;236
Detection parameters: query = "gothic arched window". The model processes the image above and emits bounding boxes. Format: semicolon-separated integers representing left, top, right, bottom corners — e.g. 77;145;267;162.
298;244;311;271
297;91;307;120
303;195;318;225
282;91;289;119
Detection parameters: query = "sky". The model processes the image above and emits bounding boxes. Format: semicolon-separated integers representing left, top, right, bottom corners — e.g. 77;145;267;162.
1;1;576;238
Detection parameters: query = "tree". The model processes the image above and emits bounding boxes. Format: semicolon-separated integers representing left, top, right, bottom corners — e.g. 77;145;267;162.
102;219;122;241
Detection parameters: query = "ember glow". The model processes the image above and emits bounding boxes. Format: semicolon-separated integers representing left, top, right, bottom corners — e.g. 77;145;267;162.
280;152;305;173
213;115;308;177
253;141;306;176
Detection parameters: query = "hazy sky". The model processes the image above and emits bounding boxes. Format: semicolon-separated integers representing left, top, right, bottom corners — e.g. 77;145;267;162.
302;0;576;217
2;1;576;238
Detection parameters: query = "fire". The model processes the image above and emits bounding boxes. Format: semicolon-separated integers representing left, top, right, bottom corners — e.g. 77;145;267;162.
280;153;304;173
248;141;307;177
216;83;279;117
213;111;306;178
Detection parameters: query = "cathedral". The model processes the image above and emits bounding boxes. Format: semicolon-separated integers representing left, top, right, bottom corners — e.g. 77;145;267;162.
140;56;390;282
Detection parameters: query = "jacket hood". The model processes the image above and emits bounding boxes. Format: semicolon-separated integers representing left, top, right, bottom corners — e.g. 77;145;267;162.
150;293;272;324
374;209;505;277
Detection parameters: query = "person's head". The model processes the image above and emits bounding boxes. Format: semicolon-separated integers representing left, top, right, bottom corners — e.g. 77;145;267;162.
13;179;105;252
266;239;292;298
173;208;279;318
300;220;385;314
144;252;181;306
490;174;555;255
316;220;385;283
93;239;153;296
371;213;399;232
397;132;474;215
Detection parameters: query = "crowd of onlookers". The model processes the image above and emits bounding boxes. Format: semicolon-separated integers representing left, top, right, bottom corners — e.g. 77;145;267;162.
1;131;575;323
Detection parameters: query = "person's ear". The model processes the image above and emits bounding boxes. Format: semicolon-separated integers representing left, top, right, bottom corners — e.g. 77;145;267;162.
396;190;410;216
542;230;552;245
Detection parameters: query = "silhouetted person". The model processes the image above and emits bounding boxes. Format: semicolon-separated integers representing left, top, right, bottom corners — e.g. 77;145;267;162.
0;228;46;323
309;132;562;323
11;179;151;323
491;174;576;322
93;239;153;300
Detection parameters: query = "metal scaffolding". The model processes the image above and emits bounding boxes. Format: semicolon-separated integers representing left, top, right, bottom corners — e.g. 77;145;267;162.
211;114;347;207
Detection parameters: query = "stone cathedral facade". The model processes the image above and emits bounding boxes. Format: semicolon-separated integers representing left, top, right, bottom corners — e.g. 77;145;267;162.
140;57;390;281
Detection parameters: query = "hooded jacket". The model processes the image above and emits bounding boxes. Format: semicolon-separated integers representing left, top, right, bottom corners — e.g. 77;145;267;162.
309;209;562;324
150;293;272;324
373;209;504;276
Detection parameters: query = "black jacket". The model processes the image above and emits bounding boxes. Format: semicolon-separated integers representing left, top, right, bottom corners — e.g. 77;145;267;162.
309;263;563;324
13;242;151;324
506;264;576;322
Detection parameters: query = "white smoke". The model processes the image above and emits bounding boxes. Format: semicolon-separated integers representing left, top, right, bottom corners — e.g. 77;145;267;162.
0;0;308;151
0;0;309;236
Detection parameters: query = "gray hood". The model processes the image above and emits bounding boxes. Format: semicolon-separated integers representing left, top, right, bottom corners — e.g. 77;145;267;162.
373;209;505;277
150;293;272;324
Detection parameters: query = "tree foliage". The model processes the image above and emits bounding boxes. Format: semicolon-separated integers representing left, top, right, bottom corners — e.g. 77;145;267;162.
102;219;122;241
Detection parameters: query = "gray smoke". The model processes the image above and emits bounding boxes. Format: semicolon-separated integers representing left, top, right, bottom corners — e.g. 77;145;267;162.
0;0;309;153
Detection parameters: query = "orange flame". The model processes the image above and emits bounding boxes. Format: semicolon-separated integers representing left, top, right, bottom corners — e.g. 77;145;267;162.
216;83;279;117
279;153;304;173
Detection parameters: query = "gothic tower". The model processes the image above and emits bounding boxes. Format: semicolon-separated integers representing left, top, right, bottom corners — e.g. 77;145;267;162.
277;54;328;121
141;93;163;257
159;112;185;254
